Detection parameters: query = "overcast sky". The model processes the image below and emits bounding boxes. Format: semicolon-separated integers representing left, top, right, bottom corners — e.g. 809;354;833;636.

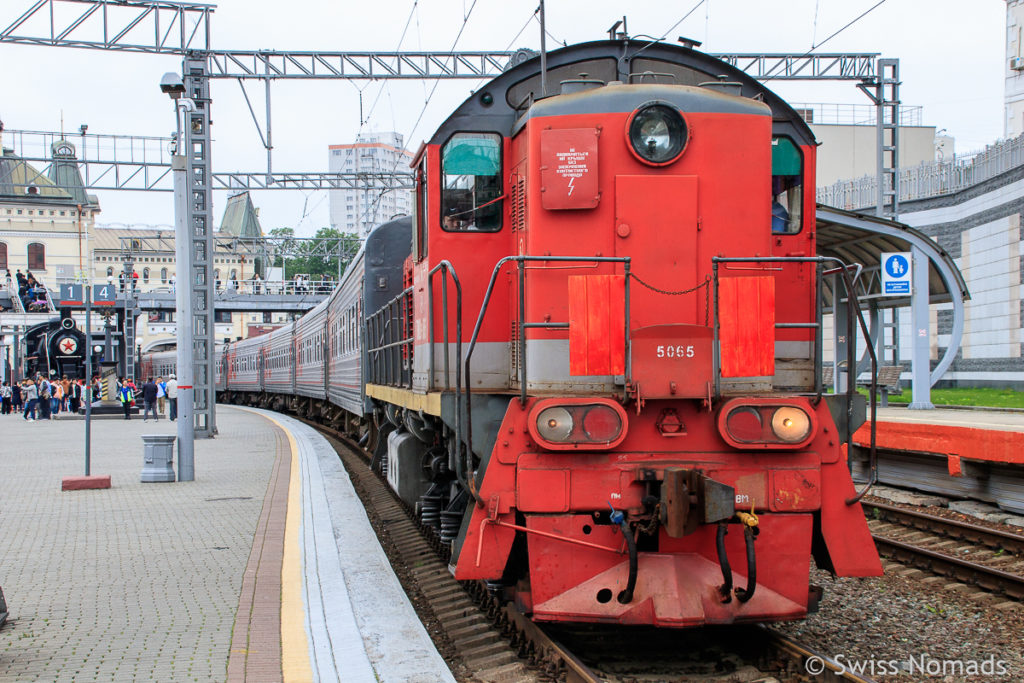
0;0;1007;236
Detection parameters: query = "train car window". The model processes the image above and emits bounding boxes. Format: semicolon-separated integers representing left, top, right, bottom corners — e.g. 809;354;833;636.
414;161;428;260
771;137;803;234
441;133;502;232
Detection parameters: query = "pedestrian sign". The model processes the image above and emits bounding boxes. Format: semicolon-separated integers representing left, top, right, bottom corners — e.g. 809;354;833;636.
881;252;912;295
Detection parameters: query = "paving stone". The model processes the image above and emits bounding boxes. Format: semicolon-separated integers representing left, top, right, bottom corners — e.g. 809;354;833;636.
948;500;1004;518
870;485;950;507
1004;516;1024;529
0;407;279;683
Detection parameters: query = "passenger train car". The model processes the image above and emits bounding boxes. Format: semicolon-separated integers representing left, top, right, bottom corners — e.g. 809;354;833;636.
147;40;882;629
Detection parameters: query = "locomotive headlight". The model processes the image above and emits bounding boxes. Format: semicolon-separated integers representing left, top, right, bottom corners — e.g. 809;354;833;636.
770;406;812;443
529;400;629;450
718;399;817;449
537;407;573;442
627;103;687;165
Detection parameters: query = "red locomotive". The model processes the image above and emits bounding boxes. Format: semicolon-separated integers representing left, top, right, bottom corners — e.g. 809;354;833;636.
203;39;881;629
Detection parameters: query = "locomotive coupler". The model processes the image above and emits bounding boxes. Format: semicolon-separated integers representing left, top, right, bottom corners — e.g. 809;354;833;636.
656;467;735;538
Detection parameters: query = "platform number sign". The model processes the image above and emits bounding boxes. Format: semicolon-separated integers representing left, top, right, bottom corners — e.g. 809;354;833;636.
93;284;116;306
59;283;84;306
881;252;912;296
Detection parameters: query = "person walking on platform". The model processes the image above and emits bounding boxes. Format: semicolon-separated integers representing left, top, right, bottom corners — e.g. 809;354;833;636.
156;376;167;417
118;378;134;420
69;379;82;414
51;380;63;417
12;380;22;413
61;375;71;412
22;378;39;420
0;380;11;415
166;374;178;421
142;377;158;422
37;376;52;421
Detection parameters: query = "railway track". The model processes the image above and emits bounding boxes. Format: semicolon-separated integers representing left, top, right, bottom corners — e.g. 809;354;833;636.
865;499;1024;600
293;413;879;682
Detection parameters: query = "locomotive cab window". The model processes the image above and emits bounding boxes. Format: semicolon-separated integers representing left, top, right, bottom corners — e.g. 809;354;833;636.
771;137;803;234
414;159;428;260
441;133;502;232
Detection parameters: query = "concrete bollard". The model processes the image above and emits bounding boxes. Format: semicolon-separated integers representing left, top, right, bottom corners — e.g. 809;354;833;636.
141;435;177;483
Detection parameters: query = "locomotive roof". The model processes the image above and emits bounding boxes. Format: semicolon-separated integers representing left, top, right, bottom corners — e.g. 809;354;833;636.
513;83;771;134
429;39;815;147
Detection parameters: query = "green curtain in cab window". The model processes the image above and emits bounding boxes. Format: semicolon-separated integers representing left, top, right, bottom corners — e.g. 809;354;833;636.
442;136;500;176
771;137;801;176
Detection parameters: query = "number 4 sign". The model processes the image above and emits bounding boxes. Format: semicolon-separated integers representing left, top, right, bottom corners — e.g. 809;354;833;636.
93;284;116;305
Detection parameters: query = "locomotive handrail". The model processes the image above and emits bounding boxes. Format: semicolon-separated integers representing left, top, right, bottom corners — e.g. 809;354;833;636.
425;261;466;489
464;255;631;489
710;255;879;505
366;286;414;389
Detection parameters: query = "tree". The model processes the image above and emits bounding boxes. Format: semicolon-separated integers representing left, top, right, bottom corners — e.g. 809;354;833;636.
264;226;361;281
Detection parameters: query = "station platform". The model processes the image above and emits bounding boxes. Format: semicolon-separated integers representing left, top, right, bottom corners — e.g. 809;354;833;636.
851;405;1024;516
0;405;455;683
853;405;1024;472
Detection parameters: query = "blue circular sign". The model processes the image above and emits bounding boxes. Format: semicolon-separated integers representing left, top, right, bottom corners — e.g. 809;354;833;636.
885;254;909;279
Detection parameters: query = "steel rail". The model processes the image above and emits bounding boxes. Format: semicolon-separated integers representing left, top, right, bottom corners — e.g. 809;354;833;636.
501;607;603;683
763;627;880;683
872;535;1024;600
866;499;1024;555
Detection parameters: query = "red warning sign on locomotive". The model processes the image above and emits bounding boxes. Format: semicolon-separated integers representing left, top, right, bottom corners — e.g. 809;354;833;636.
540;128;600;210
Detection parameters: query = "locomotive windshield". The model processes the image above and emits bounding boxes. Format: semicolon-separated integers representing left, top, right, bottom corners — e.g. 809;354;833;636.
441;133;502;232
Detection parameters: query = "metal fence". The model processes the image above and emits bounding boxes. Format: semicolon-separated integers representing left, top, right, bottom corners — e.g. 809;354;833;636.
817;134;1024;210
53;277;337;297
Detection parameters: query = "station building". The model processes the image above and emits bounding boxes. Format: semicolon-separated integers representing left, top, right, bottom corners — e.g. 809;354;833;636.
0;137;277;374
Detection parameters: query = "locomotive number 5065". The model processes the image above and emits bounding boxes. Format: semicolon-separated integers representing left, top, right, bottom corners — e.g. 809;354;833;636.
656;345;695;359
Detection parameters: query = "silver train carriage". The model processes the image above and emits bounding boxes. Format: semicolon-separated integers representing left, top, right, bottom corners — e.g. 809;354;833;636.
145;218;411;424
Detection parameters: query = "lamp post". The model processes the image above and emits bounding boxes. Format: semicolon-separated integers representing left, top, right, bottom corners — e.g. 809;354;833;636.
163;72;197;481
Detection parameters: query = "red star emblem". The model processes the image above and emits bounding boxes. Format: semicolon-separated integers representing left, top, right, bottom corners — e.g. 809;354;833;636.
60;338;77;354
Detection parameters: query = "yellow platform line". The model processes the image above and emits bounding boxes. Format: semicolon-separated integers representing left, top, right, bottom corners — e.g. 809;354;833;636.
260;412;314;683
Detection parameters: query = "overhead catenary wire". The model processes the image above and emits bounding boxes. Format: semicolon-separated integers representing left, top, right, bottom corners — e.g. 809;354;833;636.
761;0;888;82
365;0;482;221
629;0;708;61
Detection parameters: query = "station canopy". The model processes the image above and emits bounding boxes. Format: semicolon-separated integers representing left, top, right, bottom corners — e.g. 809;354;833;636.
815;204;968;310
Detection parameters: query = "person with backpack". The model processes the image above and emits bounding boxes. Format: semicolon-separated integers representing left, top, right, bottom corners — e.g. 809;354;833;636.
156;376;167;417
118;378;134;420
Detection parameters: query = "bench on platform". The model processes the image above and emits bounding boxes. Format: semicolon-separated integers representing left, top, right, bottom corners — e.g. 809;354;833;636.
858;365;903;407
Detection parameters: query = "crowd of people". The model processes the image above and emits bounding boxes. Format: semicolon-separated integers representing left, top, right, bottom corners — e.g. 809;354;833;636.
1;374;90;420
0;373;178;422
115;375;178;421
6;269;50;312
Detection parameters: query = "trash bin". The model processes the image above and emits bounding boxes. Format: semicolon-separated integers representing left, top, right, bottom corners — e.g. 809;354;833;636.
141;434;176;483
